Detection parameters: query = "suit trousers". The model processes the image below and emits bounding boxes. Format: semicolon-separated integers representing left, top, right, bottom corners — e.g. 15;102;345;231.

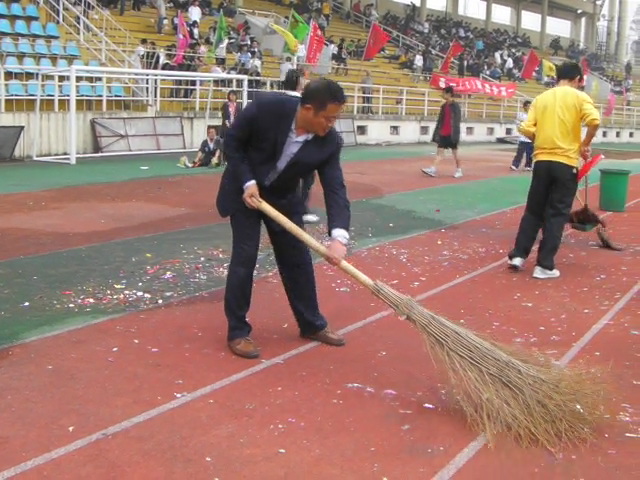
224;204;328;341
509;160;578;270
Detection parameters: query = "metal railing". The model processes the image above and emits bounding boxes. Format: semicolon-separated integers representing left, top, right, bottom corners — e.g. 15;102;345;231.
37;0;133;68
2;65;637;129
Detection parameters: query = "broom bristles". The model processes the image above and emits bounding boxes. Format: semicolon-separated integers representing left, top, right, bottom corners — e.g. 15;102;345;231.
370;281;606;450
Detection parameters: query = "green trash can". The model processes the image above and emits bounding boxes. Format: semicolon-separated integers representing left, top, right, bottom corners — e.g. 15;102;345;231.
599;168;631;212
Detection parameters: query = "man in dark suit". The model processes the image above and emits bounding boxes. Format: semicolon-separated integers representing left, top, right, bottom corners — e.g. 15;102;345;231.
216;78;351;359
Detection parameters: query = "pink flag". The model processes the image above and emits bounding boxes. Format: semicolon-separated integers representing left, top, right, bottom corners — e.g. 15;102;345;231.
604;92;616;117
175;12;190;65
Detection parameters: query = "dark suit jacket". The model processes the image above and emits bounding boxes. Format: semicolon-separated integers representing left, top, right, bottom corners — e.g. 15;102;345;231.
216;93;350;234
432;101;461;144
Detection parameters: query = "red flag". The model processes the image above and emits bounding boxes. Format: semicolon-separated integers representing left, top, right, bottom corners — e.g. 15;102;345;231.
521;49;540;80
578;154;604;181
440;40;464;74
362;22;391;61
305;21;325;66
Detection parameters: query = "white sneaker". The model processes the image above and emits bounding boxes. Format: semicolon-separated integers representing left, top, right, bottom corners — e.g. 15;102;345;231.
303;213;320;224
421;167;437;177
507;257;525;271
453;169;463;178
510;165;518;171
532;266;560;279
524;167;533;172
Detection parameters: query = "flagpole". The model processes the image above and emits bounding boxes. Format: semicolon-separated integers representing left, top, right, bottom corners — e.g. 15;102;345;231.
361;21;374;62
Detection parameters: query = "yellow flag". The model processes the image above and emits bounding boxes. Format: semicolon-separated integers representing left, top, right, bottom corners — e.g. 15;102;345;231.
270;23;299;53
542;59;556;77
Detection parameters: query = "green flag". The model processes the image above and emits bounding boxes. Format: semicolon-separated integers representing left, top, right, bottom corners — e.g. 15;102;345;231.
214;14;229;49
288;10;310;44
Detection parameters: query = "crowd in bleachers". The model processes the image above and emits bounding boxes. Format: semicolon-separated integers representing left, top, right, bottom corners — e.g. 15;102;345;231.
376;7;534;82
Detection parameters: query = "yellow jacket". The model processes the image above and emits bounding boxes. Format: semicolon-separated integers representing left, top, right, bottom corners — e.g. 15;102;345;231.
519;86;601;167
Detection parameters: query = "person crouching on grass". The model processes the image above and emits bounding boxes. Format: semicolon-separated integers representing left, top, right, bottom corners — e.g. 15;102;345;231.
510;100;533;171
507;61;601;279
421;85;463;179
178;126;222;168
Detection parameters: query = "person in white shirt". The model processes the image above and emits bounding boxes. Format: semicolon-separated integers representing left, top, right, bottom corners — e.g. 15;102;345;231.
188;0;202;24
510;100;533;171
282;68;320;224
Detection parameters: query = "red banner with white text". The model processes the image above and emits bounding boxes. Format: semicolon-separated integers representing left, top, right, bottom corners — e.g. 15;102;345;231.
305;21;325;66
430;73;518;98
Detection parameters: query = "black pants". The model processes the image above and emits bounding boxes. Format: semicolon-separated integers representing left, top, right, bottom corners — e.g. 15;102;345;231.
300;173;315;214
509;160;578;270
224;205;327;341
511;141;533;169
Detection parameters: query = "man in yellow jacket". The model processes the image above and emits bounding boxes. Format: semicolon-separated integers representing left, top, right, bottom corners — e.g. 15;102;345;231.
507;61;601;279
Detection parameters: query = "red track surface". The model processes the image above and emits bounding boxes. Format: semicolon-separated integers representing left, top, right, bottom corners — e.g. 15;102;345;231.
1;179;638;479
0;151;516;260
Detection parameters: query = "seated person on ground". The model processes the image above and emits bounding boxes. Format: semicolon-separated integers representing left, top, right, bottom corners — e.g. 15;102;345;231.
178;126;222;168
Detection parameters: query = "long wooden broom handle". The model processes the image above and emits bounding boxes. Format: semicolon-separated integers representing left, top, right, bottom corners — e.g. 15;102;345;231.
257;200;376;290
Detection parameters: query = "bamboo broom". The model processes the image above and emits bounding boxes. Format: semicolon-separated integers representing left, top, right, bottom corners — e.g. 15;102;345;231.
257;199;606;450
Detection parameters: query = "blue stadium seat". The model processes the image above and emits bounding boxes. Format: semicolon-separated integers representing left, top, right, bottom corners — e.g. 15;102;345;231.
14;19;28;35
56;58;68;69
6;80;26;96
9;2;24;17
0;17;12;34
21;56;37;73
38;57;53;69
88;59;101;68
49;39;63;55
60;81;71;96
33;38;48;55
110;83;125;97
94;82;106;96
24;4;39;19
44;22;60;38
65;41;81;57
0;2;9;17
1;36;16;54
43;80;57;96
4;55;21;73
17;37;33;54
72;59;84;68
26;79;40;96
29;20;45;36
77;81;94;97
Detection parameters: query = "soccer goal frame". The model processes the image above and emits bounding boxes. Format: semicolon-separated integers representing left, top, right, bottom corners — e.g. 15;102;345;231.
31;65;250;165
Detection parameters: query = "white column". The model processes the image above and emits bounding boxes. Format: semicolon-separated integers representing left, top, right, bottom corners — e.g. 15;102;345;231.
607;0;617;59
616;0;630;62
572;15;582;43
515;0;522;35
450;0;459;19
539;0;548;50
485;0;493;31
420;0;427;21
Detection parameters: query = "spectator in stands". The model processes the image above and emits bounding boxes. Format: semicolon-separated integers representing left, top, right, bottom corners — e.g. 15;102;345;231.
280;56;294;87
360;70;374;114
421;86;463;179
189;0;203;24
154;0;167;34
178;126;222;168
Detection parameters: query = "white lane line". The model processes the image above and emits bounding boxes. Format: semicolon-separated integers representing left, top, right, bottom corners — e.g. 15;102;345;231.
0;254;509;479
431;283;639;480
2;197;637;479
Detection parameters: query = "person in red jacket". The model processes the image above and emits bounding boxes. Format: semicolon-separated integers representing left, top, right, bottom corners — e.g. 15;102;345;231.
421;86;463;178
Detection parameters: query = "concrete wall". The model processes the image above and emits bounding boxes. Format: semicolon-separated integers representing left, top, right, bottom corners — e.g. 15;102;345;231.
1;111;639;160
